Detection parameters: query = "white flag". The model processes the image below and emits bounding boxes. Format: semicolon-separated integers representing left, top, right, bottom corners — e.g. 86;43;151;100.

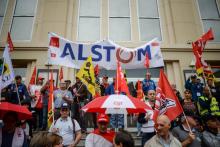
48;32;164;70
0;46;15;89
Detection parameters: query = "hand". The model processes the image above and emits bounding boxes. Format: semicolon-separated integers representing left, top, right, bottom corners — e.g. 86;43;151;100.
51;128;59;133
187;133;195;143
145;113;151;121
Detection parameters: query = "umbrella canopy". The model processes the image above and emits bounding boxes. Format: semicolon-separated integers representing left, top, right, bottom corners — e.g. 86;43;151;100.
0;102;32;120
81;94;152;114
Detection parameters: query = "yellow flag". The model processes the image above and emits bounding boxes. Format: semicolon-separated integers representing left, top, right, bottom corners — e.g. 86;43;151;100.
76;56;95;96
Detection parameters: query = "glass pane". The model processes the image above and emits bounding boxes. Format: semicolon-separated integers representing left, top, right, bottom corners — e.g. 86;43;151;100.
14;0;37;16
138;0;158;18
80;0;100;16
203;20;220;42
78;17;100;41
109;0;130;17
0;17;3;30
0;0;7;16
109;18;131;41
139;18;161;41
11;17;34;40
198;0;220;19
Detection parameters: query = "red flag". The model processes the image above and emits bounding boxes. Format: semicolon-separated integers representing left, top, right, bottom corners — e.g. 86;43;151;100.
153;69;183;122
7;32;14;52
194;28;214;55
49;37;59;48
29;66;37;86
115;61;130;95
59;66;63;81
145;53;150;68
136;80;144;100
48;70;54;127
94;64;99;76
192;28;214;76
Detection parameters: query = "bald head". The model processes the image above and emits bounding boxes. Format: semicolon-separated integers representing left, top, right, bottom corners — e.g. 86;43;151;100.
156;115;171;138
157;115;171;125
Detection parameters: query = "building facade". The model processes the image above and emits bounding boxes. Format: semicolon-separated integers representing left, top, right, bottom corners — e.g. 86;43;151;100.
0;0;220;95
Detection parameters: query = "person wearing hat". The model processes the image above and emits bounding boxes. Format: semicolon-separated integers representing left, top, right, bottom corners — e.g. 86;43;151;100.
54;80;74;120
185;75;203;101
29;76;44;130
7;75;30;104
85;113;115;147
49;103;82;147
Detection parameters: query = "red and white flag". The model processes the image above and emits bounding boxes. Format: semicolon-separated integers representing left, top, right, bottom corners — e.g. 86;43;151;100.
29;66;37;87
192;28;214;76
115;61;130;95
7;32;14;52
153;69;183;121
59;66;63;81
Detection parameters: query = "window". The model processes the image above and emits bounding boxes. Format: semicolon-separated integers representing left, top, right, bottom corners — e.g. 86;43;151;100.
78;0;100;41
10;0;38;41
0;0;8;34
109;0;131;41
198;0;220;42
137;0;161;41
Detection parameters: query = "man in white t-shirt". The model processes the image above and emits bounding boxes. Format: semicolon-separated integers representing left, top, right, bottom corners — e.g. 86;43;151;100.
49;103;82;147
85;113;115;147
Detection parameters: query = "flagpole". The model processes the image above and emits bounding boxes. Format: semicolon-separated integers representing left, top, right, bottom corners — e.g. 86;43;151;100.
0;59;4;104
182;111;192;133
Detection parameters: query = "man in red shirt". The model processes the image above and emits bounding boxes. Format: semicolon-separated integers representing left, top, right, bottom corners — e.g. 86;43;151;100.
85;114;115;147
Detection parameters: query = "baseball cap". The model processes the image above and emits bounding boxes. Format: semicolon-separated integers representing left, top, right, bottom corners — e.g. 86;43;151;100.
191;75;197;78
97;113;109;123
61;103;69;109
37;76;44;80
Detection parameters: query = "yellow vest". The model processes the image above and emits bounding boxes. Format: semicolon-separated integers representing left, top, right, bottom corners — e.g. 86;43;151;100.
198;96;220;116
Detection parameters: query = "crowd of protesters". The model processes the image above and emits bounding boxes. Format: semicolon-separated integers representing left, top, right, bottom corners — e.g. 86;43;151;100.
0;71;220;147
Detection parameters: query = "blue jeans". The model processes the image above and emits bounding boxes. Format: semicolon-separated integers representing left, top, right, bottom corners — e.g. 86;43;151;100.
42;104;48;129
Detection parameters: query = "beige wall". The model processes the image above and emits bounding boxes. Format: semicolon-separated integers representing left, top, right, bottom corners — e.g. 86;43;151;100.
0;0;220;93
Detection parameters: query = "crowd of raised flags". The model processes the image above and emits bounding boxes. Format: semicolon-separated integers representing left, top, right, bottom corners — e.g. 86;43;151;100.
0;29;219;146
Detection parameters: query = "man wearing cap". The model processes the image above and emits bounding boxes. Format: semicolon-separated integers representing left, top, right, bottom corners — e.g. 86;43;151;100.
49;103;82;147
142;72;156;94
85;113;115;147
7;75;30;104
185;75;203;101
54;80;74;120
29;76;44;130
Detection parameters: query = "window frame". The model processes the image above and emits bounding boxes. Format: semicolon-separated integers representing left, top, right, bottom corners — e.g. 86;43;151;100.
197;0;220;43
108;0;132;42
137;0;162;42
77;0;101;42
0;0;9;36
9;0;38;42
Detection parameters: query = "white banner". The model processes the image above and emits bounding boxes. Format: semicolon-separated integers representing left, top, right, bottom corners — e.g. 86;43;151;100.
48;32;164;70
0;46;15;89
